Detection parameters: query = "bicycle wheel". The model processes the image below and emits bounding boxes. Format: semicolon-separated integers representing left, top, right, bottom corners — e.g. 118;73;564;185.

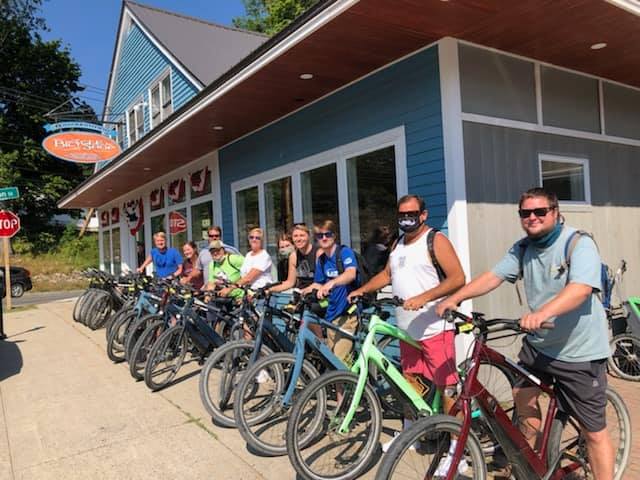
105;305;133;341
73;291;89;323
375;415;487;480
88;292;112;330
547;387;631;480
234;352;321;457
106;311;137;363
198;340;273;428
129;318;165;381
608;334;640;381
144;325;188;391
79;289;99;325
287;370;381;480
124;313;158;363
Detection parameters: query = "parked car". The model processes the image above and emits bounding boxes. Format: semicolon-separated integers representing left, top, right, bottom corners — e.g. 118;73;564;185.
0;267;33;297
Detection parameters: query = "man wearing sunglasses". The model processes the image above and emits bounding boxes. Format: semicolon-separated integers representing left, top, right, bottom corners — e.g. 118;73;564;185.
196;226;240;288
436;187;613;480
302;219;360;363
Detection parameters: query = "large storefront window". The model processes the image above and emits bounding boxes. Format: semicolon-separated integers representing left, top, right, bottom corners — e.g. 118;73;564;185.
347;146;397;254
169;208;188;249
112;227;121;275
236;187;259;253
264;177;293;258
151;214;166;236
191;202;213;249
136;229;146;267
190;168;211;199
301;163;340;239
102;230;112;273
150;188;164;212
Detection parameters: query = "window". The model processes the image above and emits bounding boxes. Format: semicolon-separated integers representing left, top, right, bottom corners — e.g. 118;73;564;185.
236;187;259;253
112;227;121;275
191;202;213;249
136;229;146;268
150;85;161;128
301;164;340;238
135;105;144;140
264;177;293;258
151;214;166;236
167;178;186;206
190;168;211;199
126;98;145;145
150;187;164;211
127;109;136;144
539;155;590;204
102;230;112;273
347;146;397;253
169;208;187;249
116;118;126;148
161;74;172;119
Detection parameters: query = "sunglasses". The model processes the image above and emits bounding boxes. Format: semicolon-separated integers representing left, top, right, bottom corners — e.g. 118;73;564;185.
315;231;334;240
518;207;555;219
397;210;421;219
208;234;220;238
248;235;262;241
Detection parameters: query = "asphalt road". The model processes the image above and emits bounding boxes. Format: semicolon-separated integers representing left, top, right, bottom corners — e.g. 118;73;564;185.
7;290;83;308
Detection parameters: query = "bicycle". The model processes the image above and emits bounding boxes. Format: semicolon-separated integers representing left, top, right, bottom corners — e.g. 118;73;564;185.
198;285;300;428
376;310;631;480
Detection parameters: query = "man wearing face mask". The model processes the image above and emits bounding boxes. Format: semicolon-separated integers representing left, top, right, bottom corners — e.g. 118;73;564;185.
348;194;466;453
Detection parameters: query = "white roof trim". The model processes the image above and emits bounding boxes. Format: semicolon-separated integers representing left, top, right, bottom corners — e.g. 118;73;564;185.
103;6;204;129
606;0;640;16
62;0;360;208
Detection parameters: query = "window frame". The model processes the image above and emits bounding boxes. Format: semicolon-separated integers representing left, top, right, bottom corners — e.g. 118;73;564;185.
126;95;145;146
538;153;592;206
231;127;408;248
148;68;172;130
99;210;123;275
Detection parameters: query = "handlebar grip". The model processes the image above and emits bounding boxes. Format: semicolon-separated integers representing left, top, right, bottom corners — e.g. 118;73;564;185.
539;321;555;330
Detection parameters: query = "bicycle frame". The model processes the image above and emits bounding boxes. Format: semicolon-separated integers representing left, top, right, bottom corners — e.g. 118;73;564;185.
448;328;581;480
249;296;296;363
337;313;441;434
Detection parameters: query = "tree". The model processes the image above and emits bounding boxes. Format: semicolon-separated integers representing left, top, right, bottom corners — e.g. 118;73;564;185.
233;0;319;35
0;0;92;252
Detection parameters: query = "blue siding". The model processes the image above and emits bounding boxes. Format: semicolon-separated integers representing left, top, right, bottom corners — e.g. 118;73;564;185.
218;47;445;245
110;23;199;150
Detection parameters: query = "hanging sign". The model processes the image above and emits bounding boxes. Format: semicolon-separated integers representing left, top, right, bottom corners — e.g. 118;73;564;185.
42;131;121;164
44;122;116;138
123;199;144;235
169;211;187;235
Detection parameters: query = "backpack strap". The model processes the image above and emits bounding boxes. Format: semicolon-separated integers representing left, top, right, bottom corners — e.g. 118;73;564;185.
222;254;241;274
427;228;446;282
319;245;344;274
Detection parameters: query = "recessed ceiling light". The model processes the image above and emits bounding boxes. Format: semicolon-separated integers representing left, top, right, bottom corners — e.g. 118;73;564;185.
107;188;112;192
143;167;151;171
299;73;314;80
590;42;607;50
212;125;223;131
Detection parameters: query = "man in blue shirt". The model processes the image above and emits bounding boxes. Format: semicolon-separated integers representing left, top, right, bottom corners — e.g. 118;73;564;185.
437;188;613;480
302;219;359;363
137;232;182;278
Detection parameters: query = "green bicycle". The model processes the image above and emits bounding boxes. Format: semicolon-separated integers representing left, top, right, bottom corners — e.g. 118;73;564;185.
285;296;479;480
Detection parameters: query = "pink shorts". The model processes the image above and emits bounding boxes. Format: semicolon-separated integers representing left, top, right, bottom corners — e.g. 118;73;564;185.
400;330;459;387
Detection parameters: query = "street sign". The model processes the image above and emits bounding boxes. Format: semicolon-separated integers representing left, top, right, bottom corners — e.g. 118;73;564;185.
0;187;19;201
169;211;187;235
0;210;20;238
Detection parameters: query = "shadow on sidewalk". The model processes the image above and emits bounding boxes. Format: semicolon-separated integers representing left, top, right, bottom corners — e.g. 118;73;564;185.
0;338;23;382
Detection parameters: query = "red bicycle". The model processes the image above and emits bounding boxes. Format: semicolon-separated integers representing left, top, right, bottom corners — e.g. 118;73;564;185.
375;310;631;480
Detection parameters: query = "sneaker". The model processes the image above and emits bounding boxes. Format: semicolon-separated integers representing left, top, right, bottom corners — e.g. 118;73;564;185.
434;453;469;477
255;369;270;384
382;432;418;453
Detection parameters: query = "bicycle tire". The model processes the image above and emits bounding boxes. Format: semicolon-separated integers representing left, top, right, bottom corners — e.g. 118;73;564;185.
124;313;158;363
128;317;165;381
73;290;89;322
144;325;188;391
608;334;640;381
105;305;134;342
198;340;274;428
547;387;631;480
88;292;112;330
375;415;487;480
106;311;137;363
287;370;381;480
234;352;321;457
79;289;100;325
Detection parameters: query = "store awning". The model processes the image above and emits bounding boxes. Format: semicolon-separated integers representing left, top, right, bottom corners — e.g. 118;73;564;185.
59;0;640;208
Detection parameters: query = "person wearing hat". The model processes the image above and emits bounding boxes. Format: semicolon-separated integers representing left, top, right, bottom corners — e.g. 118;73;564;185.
206;240;245;298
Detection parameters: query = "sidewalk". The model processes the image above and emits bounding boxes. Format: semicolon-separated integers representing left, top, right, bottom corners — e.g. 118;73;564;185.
0;300;637;479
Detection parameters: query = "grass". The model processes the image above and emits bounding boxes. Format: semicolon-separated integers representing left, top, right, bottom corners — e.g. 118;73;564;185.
12;252;93;293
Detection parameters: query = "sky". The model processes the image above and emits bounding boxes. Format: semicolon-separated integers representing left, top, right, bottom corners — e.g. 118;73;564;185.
39;0;247;115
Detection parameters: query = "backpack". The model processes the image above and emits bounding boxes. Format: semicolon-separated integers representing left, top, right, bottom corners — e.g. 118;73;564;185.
320;244;375;302
395;228;446;281
516;229;608;305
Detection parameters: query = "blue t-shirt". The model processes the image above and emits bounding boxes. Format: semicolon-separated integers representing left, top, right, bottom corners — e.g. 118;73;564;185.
492;226;609;362
151;247;182;278
314;246;359;322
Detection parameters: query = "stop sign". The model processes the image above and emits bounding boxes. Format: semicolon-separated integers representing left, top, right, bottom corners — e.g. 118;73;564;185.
169;211;187;235
0;210;20;238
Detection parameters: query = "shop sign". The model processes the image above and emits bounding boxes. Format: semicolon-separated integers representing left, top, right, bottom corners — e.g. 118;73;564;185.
42;131;121;164
169;211;187;235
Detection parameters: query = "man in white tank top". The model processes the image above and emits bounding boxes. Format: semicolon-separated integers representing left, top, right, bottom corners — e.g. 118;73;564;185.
348;194;466;455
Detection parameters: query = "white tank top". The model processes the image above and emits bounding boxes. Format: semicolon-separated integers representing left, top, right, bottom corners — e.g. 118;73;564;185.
389;228;452;340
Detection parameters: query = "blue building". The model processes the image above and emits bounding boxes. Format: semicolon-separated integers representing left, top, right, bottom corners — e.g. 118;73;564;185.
61;0;640;316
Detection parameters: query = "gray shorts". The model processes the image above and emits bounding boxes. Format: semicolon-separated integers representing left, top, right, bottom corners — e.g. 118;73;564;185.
516;340;608;432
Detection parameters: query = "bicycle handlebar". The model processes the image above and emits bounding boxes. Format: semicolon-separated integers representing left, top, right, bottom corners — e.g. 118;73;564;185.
443;309;554;333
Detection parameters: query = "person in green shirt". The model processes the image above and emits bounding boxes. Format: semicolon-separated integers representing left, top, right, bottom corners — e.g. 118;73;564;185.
206;240;244;299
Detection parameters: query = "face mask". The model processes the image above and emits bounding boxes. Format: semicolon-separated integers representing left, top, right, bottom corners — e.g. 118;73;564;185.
398;214;422;233
278;246;294;259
